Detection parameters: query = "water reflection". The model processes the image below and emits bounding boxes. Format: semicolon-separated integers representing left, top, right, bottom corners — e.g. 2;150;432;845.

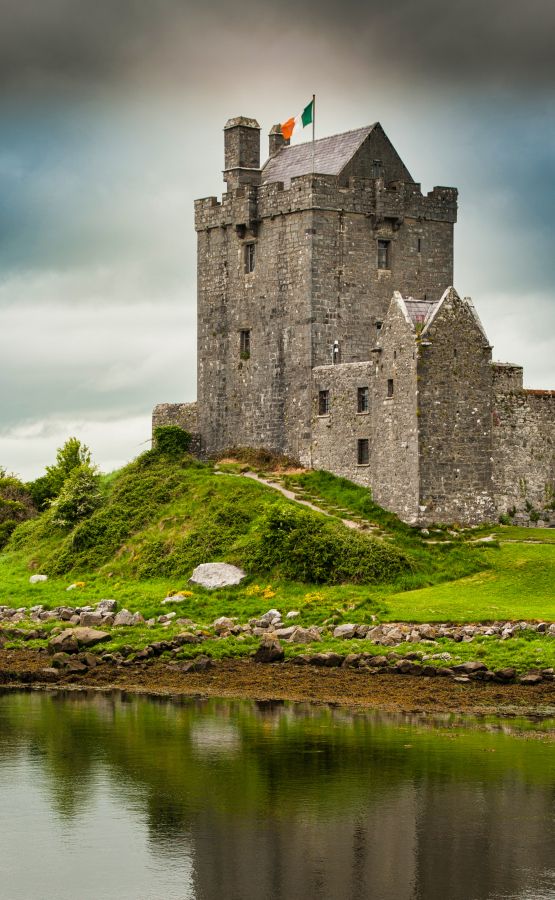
0;690;553;900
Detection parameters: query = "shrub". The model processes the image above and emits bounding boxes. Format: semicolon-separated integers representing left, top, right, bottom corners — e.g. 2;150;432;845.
28;437;93;509
0;471;37;549
154;426;192;456
50;465;102;528
242;502;409;584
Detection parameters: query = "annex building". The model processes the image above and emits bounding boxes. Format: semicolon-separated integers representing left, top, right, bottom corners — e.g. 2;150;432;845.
153;116;554;526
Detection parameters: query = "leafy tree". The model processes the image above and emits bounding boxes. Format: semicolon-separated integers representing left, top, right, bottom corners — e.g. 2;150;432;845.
50;464;102;528
0;469;37;548
28;438;93;509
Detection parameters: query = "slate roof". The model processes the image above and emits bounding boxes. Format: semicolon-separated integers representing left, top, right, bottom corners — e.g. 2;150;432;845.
404;298;441;328
261;125;377;187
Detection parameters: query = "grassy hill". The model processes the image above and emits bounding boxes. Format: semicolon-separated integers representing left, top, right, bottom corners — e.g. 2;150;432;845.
1;446;553;627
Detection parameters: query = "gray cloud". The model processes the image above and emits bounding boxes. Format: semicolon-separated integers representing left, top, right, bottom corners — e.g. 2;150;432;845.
0;0;554;98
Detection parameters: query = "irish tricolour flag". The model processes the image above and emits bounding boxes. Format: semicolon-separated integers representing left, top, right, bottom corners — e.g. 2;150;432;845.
281;98;314;141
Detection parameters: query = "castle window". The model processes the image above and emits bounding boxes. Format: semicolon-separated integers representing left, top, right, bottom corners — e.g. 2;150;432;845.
244;243;256;274
417;238;422;253
240;329;251;359
318;390;330;416
357;439;369;466
357;387;369;413
387;378;394;398
377;240;391;270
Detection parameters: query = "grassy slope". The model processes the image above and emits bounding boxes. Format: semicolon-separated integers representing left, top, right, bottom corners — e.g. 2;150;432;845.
0;455;554;640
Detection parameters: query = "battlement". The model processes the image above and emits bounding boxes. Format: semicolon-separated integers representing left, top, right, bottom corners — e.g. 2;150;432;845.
195;175;457;231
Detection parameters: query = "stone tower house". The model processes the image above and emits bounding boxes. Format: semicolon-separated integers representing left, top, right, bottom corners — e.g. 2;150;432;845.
153;116;554;526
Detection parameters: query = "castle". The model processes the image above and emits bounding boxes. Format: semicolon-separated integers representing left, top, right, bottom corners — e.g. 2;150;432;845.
153;116;554;526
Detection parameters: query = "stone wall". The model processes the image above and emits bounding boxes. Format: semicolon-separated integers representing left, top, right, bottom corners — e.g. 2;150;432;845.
492;366;555;522
310;362;373;486
152;403;202;456
371;300;420;522
416;292;496;525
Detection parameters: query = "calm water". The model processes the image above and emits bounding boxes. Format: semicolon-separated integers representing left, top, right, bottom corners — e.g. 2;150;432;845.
0;691;554;900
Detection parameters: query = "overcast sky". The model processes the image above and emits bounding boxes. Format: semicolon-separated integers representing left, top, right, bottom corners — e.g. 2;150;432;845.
1;0;554;479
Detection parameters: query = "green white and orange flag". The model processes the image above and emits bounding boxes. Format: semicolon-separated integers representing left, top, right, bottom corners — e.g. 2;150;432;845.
281;98;314;141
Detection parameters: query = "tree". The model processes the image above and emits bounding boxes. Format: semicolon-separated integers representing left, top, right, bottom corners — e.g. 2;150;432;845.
0;469;37;548
49;464;102;528
28;438;93;509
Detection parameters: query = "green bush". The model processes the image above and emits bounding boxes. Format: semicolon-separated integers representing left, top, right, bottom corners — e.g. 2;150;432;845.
154;426;192;456
49;465;102;528
0;471;37;549
242;502;410;584
27;437;93;509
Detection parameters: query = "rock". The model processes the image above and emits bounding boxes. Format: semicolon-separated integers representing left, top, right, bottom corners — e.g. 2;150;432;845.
286;610;300;619
96;599;117;614
421;665;438;677
174;632;201;645
29;574;48;584
113;609;143;627
366;655;389;667
258;609;282;627
48;631;79;654
65;658;88;674
80;652;99;668
212;616;235;634
453;675;471;683
452;660;487;674
180;655;212;673
342;653;361;668
274;626;297;639
79;612;105;627
395;659;422;675
308;652;344;668
40;667;60;681
289;626;322;643
518;673;543;685
333;623;357;639
189;562;246;589
254;637;284;663
51;652;71;669
494;667;516;682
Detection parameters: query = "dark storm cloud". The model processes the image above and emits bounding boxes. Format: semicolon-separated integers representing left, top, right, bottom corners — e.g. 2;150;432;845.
0;0;554;96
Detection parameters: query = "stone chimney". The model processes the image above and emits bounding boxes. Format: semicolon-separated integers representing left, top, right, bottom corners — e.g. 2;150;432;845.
268;123;289;156
223;117;261;190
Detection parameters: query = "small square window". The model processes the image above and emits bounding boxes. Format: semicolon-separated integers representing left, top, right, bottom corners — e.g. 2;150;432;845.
417;237;422;253
245;243;256;274
357;438;369;465
357;386;369;413
318;390;330;416
387;378;394;398
240;329;250;359
377;239;391;270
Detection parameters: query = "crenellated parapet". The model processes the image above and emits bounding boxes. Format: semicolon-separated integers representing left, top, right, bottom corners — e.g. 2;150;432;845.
195;176;457;232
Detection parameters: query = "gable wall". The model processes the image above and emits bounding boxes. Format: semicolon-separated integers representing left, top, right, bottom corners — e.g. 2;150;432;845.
417;297;496;524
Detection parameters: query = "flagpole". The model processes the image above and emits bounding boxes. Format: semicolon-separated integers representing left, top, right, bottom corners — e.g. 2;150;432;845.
312;93;316;174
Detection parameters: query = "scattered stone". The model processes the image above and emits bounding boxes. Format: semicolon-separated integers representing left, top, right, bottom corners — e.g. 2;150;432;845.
79;612;105;627
189;562;246;589
113;609;143;627
333;623;357;639
51;652;71;669
518;673;543;685
212;616;235;634
48;631;79;654
494;667;516;682
40;667;60;681
96;599;117;614
452;660;487;674
254;637;284;663
29;575;47;584
180;655;212;673
286;610;300;619
289;626;322;643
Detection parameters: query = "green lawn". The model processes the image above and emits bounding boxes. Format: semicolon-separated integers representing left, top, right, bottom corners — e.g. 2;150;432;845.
383;543;555;623
491;525;555;543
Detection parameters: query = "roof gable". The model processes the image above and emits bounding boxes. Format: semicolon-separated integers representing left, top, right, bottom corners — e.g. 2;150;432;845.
261;125;376;187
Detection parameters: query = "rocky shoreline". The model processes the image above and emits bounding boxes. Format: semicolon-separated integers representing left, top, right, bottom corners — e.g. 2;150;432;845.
1;600;555;688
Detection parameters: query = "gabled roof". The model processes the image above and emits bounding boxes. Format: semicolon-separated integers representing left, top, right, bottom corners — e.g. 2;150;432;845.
403;298;441;329
261;125;377;187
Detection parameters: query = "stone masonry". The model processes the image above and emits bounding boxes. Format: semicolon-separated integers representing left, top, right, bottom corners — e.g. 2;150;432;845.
154;116;554;525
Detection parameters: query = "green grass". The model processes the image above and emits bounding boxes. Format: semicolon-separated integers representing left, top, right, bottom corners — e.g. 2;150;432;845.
491;525;555;543
384;543;555;622
1;453;554;663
